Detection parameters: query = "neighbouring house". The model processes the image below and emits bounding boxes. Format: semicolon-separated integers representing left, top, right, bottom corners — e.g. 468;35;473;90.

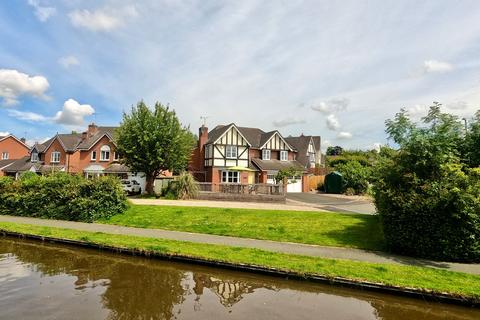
190;123;321;193
2;124;151;191
284;134;322;172
0;134;30;176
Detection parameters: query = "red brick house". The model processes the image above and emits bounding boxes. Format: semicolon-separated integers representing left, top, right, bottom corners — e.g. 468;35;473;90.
0;134;30;176
190;123;321;193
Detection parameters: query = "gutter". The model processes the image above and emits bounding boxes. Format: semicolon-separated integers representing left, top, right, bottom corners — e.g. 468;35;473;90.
1;230;478;308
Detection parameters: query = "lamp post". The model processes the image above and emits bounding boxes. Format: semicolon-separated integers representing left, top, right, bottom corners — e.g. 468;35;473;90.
462;118;468;134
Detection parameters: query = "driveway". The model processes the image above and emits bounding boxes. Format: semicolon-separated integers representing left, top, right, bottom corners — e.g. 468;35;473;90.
286;193;376;215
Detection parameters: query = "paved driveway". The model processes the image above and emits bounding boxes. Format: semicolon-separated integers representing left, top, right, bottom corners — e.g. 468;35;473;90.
287;193;376;215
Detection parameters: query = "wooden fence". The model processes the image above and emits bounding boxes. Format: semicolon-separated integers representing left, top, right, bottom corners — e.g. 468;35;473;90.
308;175;325;191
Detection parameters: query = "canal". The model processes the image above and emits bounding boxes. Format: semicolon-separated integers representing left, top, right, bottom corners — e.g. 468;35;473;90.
1;237;479;319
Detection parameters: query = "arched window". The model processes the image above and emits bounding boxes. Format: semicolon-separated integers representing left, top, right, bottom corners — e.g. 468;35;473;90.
100;145;110;161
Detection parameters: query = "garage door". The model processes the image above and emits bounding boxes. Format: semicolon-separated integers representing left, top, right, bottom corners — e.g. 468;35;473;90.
286;177;302;193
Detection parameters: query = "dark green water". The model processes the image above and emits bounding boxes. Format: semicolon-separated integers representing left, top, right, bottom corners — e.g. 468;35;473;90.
0;237;479;320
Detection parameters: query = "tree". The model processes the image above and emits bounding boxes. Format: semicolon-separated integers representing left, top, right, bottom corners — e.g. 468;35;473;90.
373;103;480;261
326;146;343;156
463;110;480;167
116;101;196;195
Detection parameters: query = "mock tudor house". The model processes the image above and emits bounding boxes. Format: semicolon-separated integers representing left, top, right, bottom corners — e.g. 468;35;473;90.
190;123;321;193
284;134;322;171
2;124;147;189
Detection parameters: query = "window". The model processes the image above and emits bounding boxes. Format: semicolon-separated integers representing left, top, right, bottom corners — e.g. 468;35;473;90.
309;153;316;163
51;151;60;163
31;152;38;162
100;145;110;161
91;151;97;161
262;149;271;160
114;151;119;161
280;150;288;161
1;152;8;160
225;145;237;159
222;170;239;183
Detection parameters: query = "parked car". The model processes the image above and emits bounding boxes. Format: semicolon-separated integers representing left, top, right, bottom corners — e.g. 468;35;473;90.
121;179;142;195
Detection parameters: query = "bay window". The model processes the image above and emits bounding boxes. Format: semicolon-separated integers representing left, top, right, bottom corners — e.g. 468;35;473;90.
222;170;239;183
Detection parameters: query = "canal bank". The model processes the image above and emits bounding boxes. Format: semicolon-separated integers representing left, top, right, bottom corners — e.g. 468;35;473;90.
1;222;479;307
3;237;480;320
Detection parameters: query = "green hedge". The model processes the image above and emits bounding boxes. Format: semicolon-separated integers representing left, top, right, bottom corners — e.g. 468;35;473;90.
0;173;128;222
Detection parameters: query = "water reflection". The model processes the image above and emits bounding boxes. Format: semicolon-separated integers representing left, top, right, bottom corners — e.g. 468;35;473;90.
0;237;479;320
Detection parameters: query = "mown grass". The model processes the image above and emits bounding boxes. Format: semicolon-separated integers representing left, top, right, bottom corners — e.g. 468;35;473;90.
100;205;384;250
1;221;479;299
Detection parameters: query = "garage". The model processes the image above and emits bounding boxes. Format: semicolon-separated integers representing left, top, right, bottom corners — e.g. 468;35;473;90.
286;177;302;193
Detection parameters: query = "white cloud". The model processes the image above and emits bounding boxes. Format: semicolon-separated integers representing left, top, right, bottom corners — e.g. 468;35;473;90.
326;114;340;131
58;55;80;69
0;131;10;136
53;99;95;126
446;101;469;110
273;117;306;127
337;131;353;139
407;104;427;117
423;60;453;73
28;0;56;22
7;109;48;122
25;137;49;147
0;69;49;105
69;5;138;32
311;98;349;115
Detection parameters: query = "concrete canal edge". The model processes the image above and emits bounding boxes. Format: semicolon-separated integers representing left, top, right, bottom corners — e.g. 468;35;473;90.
2;230;479;308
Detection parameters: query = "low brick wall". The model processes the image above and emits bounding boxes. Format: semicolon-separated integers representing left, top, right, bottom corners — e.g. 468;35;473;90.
197;192;286;203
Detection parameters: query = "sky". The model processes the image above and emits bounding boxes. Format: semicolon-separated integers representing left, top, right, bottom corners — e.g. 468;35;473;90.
1;0;480;150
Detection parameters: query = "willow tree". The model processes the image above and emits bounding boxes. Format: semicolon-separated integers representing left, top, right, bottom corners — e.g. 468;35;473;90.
116;101;196;195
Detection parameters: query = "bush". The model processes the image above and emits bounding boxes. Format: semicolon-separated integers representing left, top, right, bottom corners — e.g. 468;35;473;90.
0;173;128;222
170;172;198;200
335;161;371;195
316;181;324;192
373;105;480;262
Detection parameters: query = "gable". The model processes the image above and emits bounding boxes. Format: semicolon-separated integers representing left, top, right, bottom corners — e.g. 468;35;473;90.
0;136;29;151
260;132;293;151
213;125;250;146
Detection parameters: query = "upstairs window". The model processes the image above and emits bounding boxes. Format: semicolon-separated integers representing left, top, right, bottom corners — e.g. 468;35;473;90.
1;152;8;160
309;153;316;163
280;150;288;161
51;151;60;163
100;145;110;161
114;151;119;161
262;149;271;160
31;152;38;162
225;145;237;159
91;151;97;161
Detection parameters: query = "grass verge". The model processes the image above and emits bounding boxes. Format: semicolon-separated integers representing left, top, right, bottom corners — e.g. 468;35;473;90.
100;204;384;250
1;221;479;300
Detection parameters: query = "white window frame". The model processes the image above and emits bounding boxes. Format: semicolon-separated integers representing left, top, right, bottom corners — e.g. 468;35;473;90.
1;152;8;160
91;151;97;161
31;152;39;162
100;145;110;161
262;149;271;160
51;151;60;163
221;170;239;183
225;145;237;159
280;150;288;161
309;153;316;163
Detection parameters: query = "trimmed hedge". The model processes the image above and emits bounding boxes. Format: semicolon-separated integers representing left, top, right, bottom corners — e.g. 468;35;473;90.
0;173;128;222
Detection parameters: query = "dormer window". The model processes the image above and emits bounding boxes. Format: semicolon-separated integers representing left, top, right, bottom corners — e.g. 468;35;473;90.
51;151;60;163
31;151;39;162
225;146;237;159
262;149;271;160
100;145;110;161
280;150;288;161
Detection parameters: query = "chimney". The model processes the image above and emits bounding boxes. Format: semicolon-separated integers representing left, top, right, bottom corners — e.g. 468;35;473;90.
81;131;87;140
20;137;26;143
199;125;208;150
87;123;98;137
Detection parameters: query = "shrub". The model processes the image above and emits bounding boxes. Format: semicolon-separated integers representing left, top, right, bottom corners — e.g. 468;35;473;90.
316;181;324;192
373;104;480;262
335;161;371;195
0;173;128;222
171;172;198;200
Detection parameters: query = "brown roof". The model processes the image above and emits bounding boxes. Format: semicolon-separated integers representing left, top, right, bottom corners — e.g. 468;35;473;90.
57;133;83;151
77;126;117;150
0;159;16;169
104;163;130;173
2;156;37;172
251;158;305;172
285;135;321;168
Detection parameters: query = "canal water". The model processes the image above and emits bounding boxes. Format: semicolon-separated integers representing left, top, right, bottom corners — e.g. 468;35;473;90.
0;237;479;320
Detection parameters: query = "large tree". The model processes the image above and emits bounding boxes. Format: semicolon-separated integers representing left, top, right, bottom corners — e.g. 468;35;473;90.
116;101;196;194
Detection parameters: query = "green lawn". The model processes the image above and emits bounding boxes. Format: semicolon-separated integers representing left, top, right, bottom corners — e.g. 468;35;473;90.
100;204;384;250
1;221;479;299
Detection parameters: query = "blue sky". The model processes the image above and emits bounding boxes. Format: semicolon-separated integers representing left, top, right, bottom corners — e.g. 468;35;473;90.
1;0;479;150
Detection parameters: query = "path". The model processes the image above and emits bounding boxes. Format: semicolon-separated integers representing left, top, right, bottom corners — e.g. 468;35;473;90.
1;215;478;275
286;193;376;214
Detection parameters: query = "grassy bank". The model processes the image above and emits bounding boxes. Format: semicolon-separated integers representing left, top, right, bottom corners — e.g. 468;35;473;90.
100;205;384;250
1;221;479;300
